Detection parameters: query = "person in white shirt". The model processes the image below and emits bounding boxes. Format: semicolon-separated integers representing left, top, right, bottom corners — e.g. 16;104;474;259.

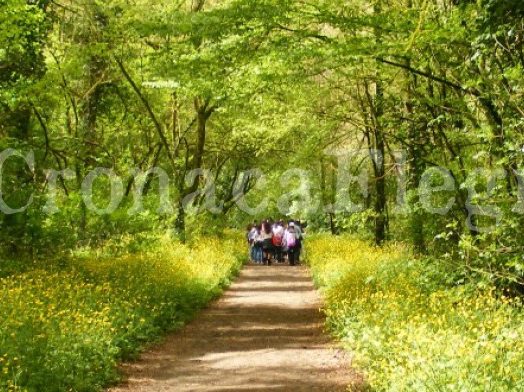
283;222;298;266
247;224;258;262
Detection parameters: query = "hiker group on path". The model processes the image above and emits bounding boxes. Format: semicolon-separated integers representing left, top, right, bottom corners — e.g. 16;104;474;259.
246;219;305;266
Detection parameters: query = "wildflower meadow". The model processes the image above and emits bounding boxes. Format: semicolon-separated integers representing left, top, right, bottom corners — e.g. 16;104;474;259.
307;235;524;391
0;233;243;391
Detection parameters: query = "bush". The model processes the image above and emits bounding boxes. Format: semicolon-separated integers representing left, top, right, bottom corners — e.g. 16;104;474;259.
307;235;524;391
0;232;243;391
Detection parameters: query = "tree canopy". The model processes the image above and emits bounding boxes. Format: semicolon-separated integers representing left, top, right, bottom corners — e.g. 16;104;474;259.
1;0;524;287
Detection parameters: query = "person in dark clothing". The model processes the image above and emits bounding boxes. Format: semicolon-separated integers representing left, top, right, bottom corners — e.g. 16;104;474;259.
261;221;273;265
293;220;303;265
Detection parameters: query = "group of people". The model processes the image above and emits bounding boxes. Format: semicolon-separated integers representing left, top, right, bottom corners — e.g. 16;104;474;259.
246;219;305;266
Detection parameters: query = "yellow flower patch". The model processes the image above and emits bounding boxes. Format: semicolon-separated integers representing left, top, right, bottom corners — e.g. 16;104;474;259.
307;235;524;391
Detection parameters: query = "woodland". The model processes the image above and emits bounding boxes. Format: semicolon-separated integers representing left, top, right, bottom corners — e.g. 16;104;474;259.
1;0;524;391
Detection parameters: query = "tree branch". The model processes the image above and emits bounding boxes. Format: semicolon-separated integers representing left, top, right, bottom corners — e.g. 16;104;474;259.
115;57;177;171
376;57;473;95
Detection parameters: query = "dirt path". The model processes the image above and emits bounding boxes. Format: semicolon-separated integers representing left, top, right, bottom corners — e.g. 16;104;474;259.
109;264;359;392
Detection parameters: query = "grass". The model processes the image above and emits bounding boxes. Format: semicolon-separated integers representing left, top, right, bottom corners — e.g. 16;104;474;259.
0;231;244;391
307;235;524;391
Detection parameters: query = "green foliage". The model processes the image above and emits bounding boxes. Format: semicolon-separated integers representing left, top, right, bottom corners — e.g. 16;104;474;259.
1;0;524;388
0;0;48;85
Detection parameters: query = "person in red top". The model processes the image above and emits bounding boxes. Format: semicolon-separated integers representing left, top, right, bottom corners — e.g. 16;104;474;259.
272;220;284;263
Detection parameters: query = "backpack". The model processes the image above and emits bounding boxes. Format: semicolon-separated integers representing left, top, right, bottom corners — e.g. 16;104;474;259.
285;231;296;248
272;232;283;246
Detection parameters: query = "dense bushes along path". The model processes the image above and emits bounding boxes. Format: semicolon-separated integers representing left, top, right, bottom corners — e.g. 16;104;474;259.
109;265;359;392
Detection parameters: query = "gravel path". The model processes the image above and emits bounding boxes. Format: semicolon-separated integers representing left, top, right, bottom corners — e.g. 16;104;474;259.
109;264;360;392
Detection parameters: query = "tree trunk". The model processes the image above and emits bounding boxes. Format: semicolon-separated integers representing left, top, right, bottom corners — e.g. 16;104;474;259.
405;63;426;253
174;199;186;243
372;3;387;246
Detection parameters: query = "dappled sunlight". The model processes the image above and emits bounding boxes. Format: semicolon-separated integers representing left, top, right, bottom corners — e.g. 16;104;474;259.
110;266;360;392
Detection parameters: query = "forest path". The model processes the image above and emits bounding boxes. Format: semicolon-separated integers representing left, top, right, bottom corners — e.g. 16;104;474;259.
109;264;360;392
